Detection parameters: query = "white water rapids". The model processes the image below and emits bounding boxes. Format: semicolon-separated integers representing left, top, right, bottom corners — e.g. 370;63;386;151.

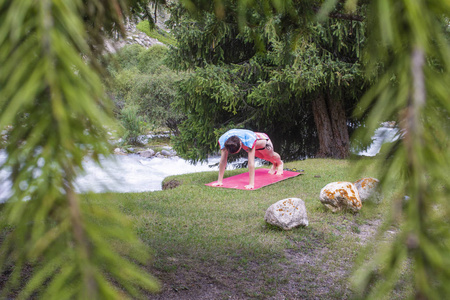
357;127;399;156
0;152;255;202
74;154;225;194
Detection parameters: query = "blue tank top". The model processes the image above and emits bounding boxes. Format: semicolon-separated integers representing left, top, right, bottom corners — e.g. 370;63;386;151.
218;129;269;150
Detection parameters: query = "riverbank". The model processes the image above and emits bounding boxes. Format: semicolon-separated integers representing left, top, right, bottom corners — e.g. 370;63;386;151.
74;153;258;194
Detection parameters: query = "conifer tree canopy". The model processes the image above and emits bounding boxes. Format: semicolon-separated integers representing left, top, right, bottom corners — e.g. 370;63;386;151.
168;0;368;161
0;0;159;297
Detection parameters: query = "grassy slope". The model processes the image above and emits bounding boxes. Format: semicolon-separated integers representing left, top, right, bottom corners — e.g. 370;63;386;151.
85;158;410;299
136;20;176;46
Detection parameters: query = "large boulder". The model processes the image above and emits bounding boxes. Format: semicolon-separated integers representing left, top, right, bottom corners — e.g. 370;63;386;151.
264;198;308;230
354;177;382;203
320;182;362;213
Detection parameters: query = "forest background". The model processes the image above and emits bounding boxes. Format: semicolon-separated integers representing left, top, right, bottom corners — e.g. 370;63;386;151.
0;0;449;299
109;1;369;162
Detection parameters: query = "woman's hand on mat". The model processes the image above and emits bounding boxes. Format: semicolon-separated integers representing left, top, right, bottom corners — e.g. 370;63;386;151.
244;184;254;190
211;181;223;187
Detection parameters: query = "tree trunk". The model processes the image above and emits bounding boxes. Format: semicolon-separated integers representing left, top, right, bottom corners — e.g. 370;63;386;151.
326;91;350;158
312;93;335;157
311;92;350;158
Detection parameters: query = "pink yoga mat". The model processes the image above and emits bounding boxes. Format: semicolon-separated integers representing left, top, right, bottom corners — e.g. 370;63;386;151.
205;168;302;190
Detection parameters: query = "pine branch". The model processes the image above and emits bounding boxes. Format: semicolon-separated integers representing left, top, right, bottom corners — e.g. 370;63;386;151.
0;0;160;297
312;6;364;22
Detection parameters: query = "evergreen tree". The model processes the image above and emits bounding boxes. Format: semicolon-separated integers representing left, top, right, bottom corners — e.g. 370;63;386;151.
0;0;159;297
168;1;368;162
351;0;450;298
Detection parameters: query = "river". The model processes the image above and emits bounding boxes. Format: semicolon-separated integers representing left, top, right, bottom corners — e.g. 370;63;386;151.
0;151;255;202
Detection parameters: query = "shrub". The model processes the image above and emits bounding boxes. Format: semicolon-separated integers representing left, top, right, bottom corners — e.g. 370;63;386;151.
105;45;186;132
107;44;169;72
137;45;168;72
131;67;186;127
120;104;147;145
109;44;142;70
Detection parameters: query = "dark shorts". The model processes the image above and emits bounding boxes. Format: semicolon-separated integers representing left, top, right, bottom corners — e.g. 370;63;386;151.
256;139;273;151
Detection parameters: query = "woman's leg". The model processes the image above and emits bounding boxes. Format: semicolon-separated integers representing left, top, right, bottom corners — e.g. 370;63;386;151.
255;140;283;175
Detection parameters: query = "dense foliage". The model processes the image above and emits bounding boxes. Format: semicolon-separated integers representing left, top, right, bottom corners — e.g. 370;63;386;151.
0;0;159;298
105;44;186;144
168;2;367;162
350;1;450;298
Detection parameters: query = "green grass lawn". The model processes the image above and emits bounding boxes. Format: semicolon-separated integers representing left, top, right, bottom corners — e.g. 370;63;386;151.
84;158;411;299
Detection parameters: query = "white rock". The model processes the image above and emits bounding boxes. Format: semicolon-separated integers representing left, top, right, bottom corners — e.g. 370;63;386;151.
114;148;127;155
139;149;155;158
160;149;172;156
264;198;308;230
320;182;362;213
354;177;382;203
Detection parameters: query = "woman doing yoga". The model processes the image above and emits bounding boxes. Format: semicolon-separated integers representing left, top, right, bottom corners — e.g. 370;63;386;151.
211;129;283;190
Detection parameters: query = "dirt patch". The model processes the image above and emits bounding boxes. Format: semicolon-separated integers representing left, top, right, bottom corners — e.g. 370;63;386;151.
0;264;34;298
278;219;383;299
144;218;384;299
149;269;237;299
357;218;383;244
147;261;274;299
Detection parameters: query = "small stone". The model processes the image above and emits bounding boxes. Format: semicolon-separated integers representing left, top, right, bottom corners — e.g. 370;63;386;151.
114;148;127;155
